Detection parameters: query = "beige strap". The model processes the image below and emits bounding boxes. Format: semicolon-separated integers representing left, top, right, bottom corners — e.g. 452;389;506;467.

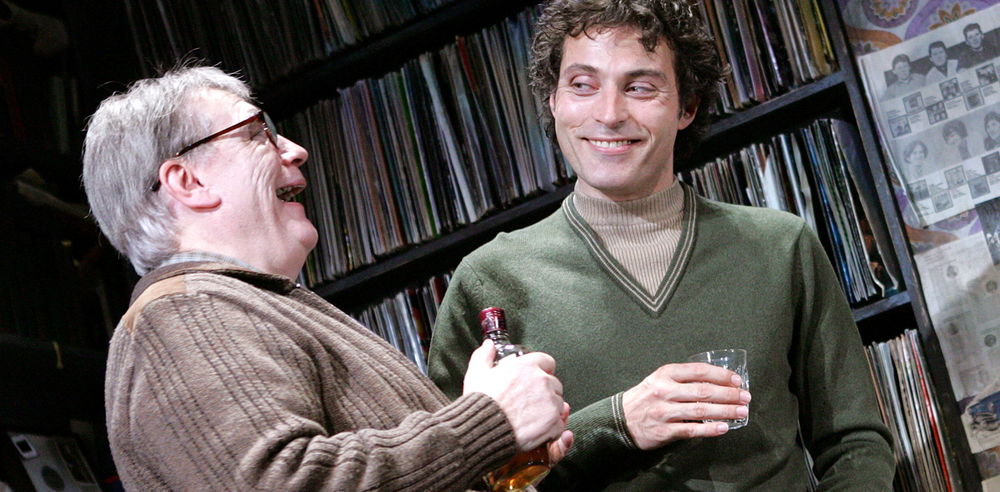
120;275;188;335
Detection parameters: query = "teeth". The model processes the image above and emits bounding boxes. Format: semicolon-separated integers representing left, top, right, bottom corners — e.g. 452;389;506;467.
276;185;305;202
590;139;631;148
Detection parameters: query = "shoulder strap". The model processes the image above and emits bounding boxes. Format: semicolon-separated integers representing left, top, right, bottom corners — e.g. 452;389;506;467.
120;274;189;335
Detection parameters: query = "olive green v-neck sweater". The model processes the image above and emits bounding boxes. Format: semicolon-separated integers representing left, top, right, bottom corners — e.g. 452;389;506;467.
428;185;894;491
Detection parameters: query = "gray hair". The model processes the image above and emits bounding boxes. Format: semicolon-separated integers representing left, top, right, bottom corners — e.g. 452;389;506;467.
82;65;251;275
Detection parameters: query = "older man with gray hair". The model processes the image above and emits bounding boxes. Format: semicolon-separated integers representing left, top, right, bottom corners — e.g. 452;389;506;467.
83;64;572;491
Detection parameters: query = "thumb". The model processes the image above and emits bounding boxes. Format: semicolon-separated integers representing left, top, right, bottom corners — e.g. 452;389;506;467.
469;339;497;370
462;340;497;397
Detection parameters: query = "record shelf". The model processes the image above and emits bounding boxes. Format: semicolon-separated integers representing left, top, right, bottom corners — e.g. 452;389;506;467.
1;0;984;489
251;0;981;488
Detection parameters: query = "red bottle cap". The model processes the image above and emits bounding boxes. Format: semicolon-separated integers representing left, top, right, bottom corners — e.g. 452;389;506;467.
479;307;506;335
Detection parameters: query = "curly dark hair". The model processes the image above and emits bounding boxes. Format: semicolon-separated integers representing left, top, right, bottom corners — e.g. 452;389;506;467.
529;0;726;160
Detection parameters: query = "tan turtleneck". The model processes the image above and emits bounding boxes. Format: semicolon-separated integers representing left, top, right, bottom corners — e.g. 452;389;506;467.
572;179;684;294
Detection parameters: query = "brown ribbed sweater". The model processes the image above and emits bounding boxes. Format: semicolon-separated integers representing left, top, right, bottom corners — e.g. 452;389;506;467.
105;262;515;491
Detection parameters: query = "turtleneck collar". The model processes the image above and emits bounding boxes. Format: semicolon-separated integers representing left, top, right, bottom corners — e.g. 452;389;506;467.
572;179;685;227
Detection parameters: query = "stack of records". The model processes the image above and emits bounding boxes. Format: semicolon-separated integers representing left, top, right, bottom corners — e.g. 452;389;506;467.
694;0;837;113
123;0;461;88
677;119;901;305
281;6;570;287
866;329;958;492
353;274;451;373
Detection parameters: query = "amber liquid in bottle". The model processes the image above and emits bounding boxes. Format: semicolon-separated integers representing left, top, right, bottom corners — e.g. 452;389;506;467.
479;307;551;492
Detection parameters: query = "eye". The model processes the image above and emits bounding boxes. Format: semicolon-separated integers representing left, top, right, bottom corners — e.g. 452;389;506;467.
625;83;657;97
567;76;598;94
247;122;269;143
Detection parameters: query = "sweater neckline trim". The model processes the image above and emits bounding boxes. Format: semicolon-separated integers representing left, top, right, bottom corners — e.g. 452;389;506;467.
562;184;698;315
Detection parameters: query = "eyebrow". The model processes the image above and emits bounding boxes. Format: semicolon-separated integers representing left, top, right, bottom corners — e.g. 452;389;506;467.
563;64;668;80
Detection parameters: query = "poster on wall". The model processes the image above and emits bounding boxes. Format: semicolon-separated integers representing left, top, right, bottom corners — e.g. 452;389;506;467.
848;1;1000;488
858;4;1000;227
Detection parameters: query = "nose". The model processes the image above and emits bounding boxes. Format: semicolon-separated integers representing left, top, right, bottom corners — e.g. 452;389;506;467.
594;88;628;128
277;134;308;168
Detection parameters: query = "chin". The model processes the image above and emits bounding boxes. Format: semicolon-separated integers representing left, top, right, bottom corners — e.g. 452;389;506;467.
289;220;319;251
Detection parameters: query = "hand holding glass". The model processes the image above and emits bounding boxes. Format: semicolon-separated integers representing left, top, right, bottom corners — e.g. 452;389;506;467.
687;349;750;429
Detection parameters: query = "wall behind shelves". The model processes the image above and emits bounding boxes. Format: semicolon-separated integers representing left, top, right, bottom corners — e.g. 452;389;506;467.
1;0;141;487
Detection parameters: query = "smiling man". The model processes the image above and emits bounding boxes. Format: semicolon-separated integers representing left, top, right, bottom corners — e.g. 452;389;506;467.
957;23;999;72
82;64;573;491
924;41;958;84
427;0;895;490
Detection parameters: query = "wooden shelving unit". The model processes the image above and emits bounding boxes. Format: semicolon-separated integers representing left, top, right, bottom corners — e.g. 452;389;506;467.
2;0;984;488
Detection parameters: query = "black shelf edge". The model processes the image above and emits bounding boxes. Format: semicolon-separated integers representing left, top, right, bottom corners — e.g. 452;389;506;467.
0;333;107;362
706;71;847;139
314;183;574;309
259;0;540;119
682;71;851;171
852;290;910;322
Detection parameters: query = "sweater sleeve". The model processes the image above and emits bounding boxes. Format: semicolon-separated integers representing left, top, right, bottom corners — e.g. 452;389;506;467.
539;393;680;492
428;260;489;400
790;225;896;490
105;290;514;492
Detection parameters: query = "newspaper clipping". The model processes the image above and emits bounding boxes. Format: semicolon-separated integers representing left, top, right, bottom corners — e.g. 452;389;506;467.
915;231;1000;455
860;6;1000;227
859;5;1000;473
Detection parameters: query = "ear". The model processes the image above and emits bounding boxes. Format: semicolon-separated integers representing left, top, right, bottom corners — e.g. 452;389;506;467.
158;159;221;210
678;95;700;131
549;91;556;115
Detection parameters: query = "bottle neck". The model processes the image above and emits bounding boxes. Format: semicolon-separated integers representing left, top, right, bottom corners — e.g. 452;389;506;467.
484;329;526;362
484;329;512;345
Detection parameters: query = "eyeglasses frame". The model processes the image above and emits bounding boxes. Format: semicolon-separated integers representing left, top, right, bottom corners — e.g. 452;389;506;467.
150;110;277;192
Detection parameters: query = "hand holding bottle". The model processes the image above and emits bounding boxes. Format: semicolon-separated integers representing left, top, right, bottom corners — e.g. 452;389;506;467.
463;338;568;452
463;307;573;492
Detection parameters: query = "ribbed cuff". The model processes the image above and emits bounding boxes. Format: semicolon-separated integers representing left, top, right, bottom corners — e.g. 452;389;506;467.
436;392;517;486
611;392;639;450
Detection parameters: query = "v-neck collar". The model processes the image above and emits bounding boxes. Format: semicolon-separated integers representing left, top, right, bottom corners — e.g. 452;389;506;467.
563;184;698;316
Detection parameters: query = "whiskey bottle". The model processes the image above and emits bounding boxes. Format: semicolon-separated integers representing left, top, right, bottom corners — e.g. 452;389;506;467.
479;307;551;492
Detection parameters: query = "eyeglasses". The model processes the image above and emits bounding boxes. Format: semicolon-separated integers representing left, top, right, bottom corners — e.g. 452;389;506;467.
151;111;278;192
176;110;277;157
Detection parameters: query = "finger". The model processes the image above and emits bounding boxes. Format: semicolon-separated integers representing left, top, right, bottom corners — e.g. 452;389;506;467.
660;381;748;407
674;362;744;388
683;402;750;423
644;383;750;406
547;430;574;464
514;351;557;374
683;422;732;439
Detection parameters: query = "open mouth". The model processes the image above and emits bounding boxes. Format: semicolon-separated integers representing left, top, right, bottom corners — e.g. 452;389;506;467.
276;185;305;202
588;139;638;149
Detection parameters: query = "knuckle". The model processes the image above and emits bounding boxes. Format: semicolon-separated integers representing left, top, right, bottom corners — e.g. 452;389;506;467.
683;425;700;440
694;383;713;400
690;363;712;379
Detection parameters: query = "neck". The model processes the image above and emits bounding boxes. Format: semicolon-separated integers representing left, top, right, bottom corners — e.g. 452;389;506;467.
575;173;676;202
175;230;303;280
